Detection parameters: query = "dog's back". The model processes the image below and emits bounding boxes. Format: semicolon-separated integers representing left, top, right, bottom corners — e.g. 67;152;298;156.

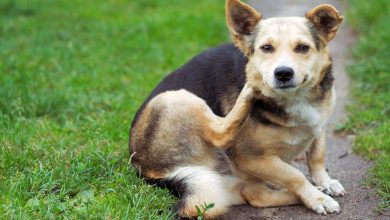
131;43;247;129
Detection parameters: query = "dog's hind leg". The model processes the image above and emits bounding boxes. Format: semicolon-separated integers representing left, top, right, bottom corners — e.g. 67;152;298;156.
241;181;300;208
198;84;254;148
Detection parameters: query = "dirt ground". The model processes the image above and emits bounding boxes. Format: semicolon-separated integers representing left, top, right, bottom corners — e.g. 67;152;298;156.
220;0;385;219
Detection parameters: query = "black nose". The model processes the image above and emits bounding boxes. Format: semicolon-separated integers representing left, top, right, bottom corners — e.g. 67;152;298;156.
274;66;294;83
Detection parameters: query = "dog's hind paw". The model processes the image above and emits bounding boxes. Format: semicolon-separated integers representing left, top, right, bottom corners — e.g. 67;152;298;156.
241;83;255;100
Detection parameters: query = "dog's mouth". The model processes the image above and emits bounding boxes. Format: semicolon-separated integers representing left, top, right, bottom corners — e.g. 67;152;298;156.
274;82;297;91
273;75;309;91
275;85;296;90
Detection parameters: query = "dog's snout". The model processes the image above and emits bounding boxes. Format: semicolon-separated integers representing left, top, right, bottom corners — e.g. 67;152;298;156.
274;66;294;83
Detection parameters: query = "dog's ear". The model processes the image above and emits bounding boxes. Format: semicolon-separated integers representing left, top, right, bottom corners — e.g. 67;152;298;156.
226;0;262;56
305;4;343;42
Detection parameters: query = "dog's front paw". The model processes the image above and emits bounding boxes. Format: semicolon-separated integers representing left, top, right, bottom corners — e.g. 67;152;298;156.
300;186;340;214
316;179;346;197
312;194;340;214
308;193;340;214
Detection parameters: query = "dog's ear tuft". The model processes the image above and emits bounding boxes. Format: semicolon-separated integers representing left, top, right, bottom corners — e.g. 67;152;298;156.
305;4;343;42
226;0;262;56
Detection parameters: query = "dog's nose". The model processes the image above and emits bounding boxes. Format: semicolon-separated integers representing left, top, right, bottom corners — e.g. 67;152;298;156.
274;66;294;83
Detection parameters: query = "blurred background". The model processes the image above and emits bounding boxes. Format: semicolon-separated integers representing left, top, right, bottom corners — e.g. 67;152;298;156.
0;0;388;218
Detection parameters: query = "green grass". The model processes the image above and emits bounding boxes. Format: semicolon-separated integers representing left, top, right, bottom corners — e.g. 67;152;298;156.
346;0;390;210
0;0;228;218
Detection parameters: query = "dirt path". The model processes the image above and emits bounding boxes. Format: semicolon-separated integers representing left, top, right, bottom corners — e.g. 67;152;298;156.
221;1;383;219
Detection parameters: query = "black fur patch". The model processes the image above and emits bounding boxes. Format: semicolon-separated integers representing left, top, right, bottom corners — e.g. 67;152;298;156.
144;175;194;220
250;108;279;126
144;176;189;198
316;10;338;35
130;105;162;172
316;63;334;100
319;64;334;92
231;6;256;35
133;107;161;156
251;98;288;120
130;44;248;124
142;106;161;149
214;150;233;175
306;21;321;50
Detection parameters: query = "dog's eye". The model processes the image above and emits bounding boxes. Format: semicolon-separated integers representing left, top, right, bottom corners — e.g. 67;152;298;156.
260;44;274;53
295;44;310;54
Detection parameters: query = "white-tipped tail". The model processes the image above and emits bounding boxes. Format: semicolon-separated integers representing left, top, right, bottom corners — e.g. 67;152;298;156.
168;166;244;218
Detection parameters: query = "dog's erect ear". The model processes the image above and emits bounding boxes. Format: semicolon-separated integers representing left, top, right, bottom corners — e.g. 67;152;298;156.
305;4;343;42
226;0;262;56
226;0;261;36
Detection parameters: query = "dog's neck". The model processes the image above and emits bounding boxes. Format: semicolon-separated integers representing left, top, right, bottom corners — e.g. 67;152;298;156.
250;86;328;128
244;56;334;128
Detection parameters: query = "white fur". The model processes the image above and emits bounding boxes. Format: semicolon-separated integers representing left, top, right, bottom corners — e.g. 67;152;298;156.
167;166;244;214
282;98;325;146
285;98;321;126
284;131;310;145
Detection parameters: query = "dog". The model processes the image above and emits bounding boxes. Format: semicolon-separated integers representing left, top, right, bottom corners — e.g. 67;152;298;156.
130;0;345;218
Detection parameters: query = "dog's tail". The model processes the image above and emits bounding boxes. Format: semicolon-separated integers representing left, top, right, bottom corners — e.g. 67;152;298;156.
157;166;245;218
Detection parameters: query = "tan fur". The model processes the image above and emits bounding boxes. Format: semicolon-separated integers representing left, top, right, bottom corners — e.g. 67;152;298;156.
131;1;345;218
225;0;344;214
241;182;300;207
198;84;255;148
131;86;256;219
130;105;153;170
145;170;167;179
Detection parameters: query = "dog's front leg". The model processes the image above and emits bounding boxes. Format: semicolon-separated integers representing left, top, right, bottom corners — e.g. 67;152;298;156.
306;132;346;196
237;155;340;214
202;84;254;148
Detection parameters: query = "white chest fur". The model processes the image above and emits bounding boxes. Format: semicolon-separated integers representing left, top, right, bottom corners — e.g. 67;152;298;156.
285;99;321;127
282;99;325;145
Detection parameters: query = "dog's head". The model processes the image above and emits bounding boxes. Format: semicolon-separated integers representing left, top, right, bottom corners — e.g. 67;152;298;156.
226;0;343;98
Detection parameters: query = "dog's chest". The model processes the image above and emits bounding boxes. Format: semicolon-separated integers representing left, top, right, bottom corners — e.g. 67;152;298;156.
235;101;326;163
284;100;321;127
283;100;324;142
